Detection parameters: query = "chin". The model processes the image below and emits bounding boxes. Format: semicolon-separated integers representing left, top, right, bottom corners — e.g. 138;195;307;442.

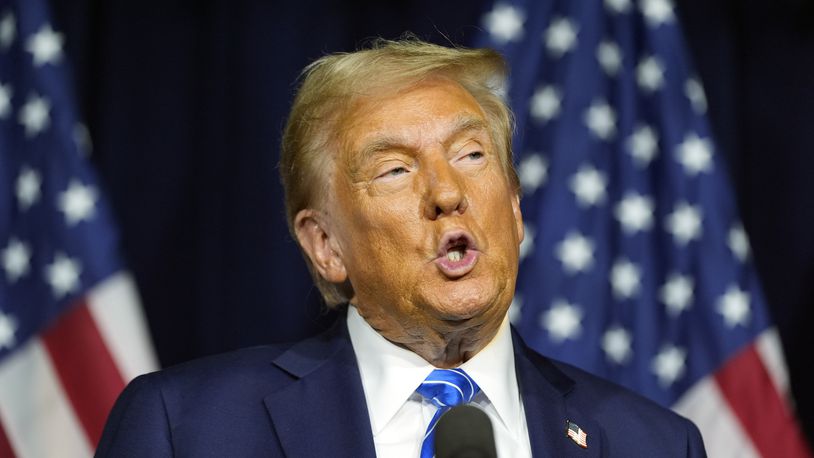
424;280;505;322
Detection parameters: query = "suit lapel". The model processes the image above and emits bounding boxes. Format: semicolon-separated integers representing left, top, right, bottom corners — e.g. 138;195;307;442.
514;332;604;458
264;320;606;457
264;320;377;458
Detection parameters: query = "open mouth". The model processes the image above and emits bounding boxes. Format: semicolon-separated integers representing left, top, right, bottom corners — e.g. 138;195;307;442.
435;231;479;278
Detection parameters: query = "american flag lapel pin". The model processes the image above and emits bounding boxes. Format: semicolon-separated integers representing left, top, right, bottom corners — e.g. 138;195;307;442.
566;420;588;449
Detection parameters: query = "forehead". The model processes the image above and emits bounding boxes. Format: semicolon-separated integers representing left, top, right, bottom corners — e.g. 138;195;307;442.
338;78;489;157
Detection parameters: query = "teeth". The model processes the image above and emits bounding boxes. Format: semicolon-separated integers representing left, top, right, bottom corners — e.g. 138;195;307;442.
447;249;464;262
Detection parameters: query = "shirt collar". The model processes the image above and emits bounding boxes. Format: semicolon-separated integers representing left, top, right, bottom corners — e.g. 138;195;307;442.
458;312;521;432
346;305;520;434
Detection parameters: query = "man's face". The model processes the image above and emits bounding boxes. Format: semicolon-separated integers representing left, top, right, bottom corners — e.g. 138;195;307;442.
326;77;523;344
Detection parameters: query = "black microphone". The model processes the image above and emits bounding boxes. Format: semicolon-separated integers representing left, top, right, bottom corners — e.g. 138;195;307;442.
434;405;497;458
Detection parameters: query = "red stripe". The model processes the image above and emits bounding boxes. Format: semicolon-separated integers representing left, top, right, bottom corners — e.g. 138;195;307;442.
41;300;126;449
715;344;812;458
0;420;15;458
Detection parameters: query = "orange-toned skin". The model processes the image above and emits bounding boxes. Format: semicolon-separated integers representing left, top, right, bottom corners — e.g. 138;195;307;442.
295;77;524;368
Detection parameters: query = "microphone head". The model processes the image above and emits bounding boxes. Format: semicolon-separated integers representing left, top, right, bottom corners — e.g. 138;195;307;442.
434;404;497;458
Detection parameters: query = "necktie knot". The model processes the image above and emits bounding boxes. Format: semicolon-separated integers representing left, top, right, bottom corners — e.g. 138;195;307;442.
416;369;481;458
416;368;480;408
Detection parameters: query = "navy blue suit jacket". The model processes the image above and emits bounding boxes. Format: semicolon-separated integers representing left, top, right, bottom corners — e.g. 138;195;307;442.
96;319;706;457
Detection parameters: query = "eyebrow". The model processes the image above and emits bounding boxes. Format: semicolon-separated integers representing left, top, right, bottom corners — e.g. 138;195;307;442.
355;115;489;161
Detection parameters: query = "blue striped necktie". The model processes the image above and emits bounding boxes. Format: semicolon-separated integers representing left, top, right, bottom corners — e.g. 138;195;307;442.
415;369;480;458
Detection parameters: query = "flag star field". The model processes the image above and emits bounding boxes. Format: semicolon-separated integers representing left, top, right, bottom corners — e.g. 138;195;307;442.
477;0;810;455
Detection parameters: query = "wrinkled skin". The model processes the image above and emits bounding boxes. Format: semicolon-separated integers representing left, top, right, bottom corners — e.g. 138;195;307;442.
295;77;524;368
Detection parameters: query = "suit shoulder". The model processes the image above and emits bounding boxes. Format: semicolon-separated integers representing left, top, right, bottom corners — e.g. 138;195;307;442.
160;344;292;380
143;343;297;402
552;359;688;422
98;344;298;456
549;359;705;455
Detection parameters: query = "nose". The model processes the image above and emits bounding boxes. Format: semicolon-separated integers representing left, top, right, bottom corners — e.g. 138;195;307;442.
422;158;469;220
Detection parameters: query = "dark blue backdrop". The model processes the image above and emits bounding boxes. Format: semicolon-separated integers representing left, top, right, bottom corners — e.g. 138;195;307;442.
51;0;814;442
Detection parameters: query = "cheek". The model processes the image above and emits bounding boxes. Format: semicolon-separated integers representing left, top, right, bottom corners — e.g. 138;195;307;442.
344;198;422;273
480;185;521;241
351;201;417;242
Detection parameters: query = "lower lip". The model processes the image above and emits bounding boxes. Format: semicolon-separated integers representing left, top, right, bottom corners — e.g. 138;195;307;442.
434;250;479;278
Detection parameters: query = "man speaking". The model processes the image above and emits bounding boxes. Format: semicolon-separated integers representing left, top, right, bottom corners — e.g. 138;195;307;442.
97;38;706;457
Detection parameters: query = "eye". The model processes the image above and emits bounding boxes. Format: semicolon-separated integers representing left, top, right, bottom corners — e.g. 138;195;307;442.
386;166;408;176
457;150;485;164
376;165;410;180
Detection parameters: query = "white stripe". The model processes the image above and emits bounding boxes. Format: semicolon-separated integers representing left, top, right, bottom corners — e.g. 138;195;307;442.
87;272;159;381
448;369;475;399
0;339;93;458
673;374;760;458
423;413;443;440
755;327;791;399
421;380;464;400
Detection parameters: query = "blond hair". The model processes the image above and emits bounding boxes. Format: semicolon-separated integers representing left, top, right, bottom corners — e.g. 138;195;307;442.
279;37;519;307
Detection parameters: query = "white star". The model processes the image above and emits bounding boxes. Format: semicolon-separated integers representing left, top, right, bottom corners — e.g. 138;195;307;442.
18;94;50;137
541;300;583;343
660;273;694;316
0;311;17;350
2;238;31;283
483;3;526;44
0;82;11;119
509;295;523;325
627;125;659;166
519;223;535;261
685;78;707;114
605;0;632;13
0;11;14;50
636;56;665;92
639;0;675;27
675;133;714;175
651;344;686;387
45;253;82;298
611;259;642;299
597;40;622;76
530;85;562;123
544;17;578;57
602;326;633;364
25;24;64;66
556;232;595;274
615;192;654;234
584;100;617;140
717;285;751;328
665;202;703;245
16;167;42;210
570;165;607;207
519;153;548;193
57;180;98;225
728;224;751;262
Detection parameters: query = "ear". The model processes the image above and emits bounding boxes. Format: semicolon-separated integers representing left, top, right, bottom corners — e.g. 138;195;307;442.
511;193;524;244
294;209;348;283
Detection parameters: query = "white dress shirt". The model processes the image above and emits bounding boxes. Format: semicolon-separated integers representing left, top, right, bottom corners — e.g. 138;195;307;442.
346;306;532;458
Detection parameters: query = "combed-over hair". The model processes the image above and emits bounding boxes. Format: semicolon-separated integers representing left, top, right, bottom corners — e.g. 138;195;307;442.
279;37;519;307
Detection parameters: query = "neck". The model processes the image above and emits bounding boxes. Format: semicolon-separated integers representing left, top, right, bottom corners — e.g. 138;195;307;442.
352;304;504;368
408;323;501;368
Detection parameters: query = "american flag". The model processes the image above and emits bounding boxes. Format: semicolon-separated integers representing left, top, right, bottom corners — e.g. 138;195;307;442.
0;0;157;456
477;0;811;456
566;420;588;448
